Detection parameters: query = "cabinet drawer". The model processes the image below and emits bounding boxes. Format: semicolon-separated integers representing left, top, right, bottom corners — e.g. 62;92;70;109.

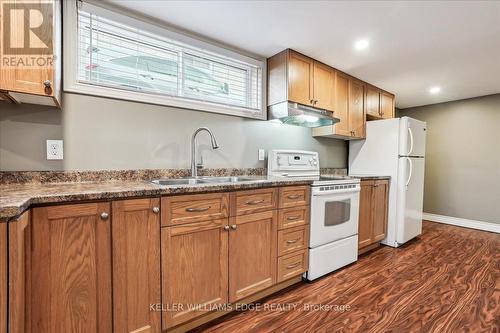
278;226;308;256
230;188;277;216
279;186;310;208
161;193;229;226
278;206;309;230
277;249;308;282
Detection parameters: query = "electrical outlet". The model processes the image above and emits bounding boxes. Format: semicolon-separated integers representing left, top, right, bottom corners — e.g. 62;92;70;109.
46;140;63;160
258;149;265;161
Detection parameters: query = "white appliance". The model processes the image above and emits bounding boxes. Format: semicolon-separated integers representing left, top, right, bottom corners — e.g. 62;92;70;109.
349;117;426;247
268;150;360;280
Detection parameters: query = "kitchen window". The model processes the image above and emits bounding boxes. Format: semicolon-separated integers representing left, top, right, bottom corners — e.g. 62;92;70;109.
64;1;265;119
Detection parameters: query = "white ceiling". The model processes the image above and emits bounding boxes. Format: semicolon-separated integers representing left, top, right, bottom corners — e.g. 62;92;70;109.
107;0;500;109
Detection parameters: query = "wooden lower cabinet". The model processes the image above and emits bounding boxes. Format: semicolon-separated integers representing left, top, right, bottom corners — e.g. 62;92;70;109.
8;211;31;333
161;219;229;329
358;179;390;254
112;198;161;333
0;223;6;333
228;210;277;302
31;202;113;332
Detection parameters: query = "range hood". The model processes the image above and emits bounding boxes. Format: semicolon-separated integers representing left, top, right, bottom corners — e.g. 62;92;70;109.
268;101;340;128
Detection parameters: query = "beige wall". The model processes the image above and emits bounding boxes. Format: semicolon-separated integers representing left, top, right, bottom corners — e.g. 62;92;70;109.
399;94;500;224
0;93;347;171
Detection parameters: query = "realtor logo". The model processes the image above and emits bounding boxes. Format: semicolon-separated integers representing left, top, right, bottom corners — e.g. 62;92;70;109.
1;1;54;68
2;2;53;54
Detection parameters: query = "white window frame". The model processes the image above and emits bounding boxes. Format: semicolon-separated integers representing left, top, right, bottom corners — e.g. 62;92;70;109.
63;0;267;120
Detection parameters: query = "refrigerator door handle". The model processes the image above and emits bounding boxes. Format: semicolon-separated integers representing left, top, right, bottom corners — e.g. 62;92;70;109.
406;157;413;187
407;127;414;156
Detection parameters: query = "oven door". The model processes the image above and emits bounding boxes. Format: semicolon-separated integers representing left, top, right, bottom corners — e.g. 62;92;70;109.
309;186;360;248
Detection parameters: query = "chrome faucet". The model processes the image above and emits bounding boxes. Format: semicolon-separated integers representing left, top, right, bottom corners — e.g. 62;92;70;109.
191;127;219;178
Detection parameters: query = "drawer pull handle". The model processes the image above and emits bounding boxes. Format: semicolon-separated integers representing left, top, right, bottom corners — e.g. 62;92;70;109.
186;206;211;212
152;207;160;214
286;262;301;269
245;199;264;205
286;239;298;244
287;216;300;221
287;195;300;199
100;212;109;220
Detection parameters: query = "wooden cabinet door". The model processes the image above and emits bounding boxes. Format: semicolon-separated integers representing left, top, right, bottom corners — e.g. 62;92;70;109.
380;92;395;119
333;72;350;136
0;0;57;96
0;223;6;333
358;181;374;249
8;211;31;333
162;219;228;329
365;86;381;118
372;180;389;242
312;61;335;111
228;211;277;302
113;199;161;333
30;203;112;333
288;51;313;106
349;79;366;138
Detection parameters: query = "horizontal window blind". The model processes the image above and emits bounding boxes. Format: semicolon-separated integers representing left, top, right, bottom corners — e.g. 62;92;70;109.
75;1;263;116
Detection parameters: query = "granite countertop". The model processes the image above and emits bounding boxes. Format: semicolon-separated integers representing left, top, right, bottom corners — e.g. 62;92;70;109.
0;177;314;222
350;175;391;180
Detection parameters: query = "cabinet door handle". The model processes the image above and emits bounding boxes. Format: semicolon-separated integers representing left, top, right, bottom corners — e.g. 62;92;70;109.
230;224;237;230
223;225;230;231
43;80;52;95
286;239;298;244
245;199;264;205
287;195;300;199
185;206;211;212
100;212;109;220
286;262;301;269
152;207;160;214
287;216;300;221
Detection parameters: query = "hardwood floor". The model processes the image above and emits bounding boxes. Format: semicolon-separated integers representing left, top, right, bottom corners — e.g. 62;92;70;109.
193;221;500;333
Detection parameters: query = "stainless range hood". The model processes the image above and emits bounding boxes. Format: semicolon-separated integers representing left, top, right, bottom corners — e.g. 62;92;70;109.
268;101;340;128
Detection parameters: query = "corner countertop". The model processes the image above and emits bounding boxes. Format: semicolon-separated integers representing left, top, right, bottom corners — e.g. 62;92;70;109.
0;177;314;222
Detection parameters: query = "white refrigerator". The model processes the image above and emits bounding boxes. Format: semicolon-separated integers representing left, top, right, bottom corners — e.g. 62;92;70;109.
349;117;426;247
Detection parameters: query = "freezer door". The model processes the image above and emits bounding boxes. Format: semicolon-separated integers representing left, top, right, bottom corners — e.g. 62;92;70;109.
399;117;427;157
396;157;425;244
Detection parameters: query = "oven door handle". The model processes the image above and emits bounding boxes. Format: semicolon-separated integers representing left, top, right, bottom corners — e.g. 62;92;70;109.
312;188;360;196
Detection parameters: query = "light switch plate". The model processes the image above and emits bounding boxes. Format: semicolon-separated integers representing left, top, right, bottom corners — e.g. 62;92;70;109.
258;149;265;161
46;140;63;160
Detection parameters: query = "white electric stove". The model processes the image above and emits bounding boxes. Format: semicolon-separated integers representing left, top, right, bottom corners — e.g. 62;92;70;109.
268;150;360;280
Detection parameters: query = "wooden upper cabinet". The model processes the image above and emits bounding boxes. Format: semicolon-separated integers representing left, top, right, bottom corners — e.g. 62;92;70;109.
162;219;228;329
112;198;161;333
288;51;314;106
312;61;335;111
31;202;113;332
349;79;366;139
268;49;335;111
332;71;350;136
0;0;61;107
365;86;381;118
228;210;277;302
0;223;6;333
380;92;395;119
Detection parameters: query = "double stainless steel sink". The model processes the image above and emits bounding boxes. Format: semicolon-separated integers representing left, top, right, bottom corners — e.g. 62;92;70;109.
151;176;266;186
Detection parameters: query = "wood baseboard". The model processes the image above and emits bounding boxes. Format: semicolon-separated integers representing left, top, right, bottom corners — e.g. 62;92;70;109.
358;242;380;255
423;213;500;234
165;275;303;333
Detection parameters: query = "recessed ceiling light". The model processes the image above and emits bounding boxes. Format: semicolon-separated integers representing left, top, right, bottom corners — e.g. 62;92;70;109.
429;86;441;94
354;39;369;51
